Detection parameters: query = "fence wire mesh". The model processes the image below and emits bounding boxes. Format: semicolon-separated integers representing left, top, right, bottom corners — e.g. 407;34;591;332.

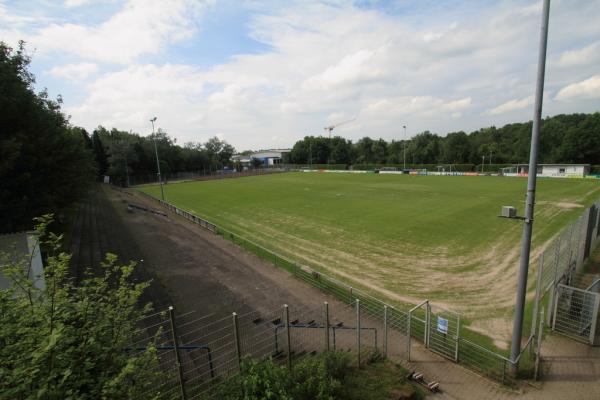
133;188;600;395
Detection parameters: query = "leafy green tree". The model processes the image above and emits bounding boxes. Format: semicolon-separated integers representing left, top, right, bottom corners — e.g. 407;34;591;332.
0;41;96;233
0;215;166;399
91;129;109;177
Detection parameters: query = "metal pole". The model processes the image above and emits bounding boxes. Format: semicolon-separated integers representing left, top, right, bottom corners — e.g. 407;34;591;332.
534;307;544;380
168;306;188;400
407;310;412;361
403;125;407;170
232;312;242;371
150;117;165;201
324;302;330;351
284;304;292;370
482;155;485;173
383;305;388;358
455;314;460;362
510;0;550;366
425;302;430;348
356;299;361;367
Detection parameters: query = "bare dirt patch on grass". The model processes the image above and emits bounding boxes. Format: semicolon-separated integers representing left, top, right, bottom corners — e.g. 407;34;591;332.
538;200;584;209
209;211;553;342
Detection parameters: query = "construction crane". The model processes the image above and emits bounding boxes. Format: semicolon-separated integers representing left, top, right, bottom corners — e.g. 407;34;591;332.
323;118;355;138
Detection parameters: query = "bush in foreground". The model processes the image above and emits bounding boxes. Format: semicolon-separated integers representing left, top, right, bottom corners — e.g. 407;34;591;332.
209;351;422;400
0;215;164;400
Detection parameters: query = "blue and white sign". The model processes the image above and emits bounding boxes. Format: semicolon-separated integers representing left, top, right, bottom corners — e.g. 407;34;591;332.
437;317;448;334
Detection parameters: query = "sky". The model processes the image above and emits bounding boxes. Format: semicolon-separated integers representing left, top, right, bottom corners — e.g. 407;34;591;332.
1;0;599;151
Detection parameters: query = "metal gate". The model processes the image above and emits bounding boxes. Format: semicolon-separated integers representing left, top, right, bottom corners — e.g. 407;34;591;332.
552;284;600;345
407;300;460;362
428;305;460;361
407;300;429;361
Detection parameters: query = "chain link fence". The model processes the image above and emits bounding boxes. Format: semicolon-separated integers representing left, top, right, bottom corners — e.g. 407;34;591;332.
132;189;600;391
132;296;539;399
529;198;600;378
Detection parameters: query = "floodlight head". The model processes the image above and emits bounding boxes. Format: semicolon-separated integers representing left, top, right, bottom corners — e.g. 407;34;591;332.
150;117;157;122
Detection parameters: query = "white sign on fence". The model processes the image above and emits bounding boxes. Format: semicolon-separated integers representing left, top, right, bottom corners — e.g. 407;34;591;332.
437;317;448;334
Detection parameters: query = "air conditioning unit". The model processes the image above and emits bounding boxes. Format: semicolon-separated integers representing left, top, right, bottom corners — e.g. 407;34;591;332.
501;206;517;218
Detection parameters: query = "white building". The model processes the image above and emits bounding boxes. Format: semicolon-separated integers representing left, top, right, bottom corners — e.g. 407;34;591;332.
503;164;590;177
232;149;291;167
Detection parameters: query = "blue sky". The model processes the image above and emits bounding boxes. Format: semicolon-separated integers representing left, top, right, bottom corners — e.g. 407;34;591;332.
1;0;599;150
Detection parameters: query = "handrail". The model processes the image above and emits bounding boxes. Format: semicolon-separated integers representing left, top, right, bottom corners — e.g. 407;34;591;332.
585;278;600;292
409;299;429;314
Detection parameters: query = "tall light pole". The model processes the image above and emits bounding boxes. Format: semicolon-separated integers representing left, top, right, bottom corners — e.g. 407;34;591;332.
510;0;550;368
150;117;165;201
403;125;407;170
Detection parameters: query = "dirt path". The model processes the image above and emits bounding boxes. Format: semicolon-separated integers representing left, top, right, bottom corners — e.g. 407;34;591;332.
69;186;600;399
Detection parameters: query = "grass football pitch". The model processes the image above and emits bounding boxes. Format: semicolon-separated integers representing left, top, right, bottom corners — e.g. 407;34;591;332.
139;172;600;345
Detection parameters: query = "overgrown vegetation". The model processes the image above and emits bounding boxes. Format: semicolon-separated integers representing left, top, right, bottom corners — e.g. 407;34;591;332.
208;352;422;400
0;215;164;399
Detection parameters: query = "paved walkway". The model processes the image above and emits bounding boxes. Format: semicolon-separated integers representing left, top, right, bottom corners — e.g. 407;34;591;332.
395;333;600;399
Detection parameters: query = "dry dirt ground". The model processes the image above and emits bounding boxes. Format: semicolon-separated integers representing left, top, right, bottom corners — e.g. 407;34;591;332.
68;185;600;400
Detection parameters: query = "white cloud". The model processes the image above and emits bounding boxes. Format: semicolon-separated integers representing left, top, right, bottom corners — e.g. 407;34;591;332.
488;96;533;115
64;0;92;8
555;75;600;101
443;97;472;112
2;0;600;149
28;0;211;64
557;42;600;68
47;62;98;81
66;64;206;134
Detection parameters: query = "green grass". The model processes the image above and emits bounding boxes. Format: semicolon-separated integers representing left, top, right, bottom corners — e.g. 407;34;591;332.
140;173;600;343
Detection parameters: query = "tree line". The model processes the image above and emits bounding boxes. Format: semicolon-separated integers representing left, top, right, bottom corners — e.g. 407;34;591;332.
90;127;235;186
287;112;600;167
0;41;236;233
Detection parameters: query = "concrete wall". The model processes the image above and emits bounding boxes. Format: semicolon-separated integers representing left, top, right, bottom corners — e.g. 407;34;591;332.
0;232;45;290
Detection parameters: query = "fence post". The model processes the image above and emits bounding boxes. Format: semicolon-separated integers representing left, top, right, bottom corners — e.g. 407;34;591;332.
534;307;544;380
232;312;242;371
425;302;430;348
551;287;560;331
383;305;388;358
589;295;600;345
284;304;292;370
356;299;361;367
407;310;412;361
531;255;544;337
349;287;354;305
168;306;188;400
324;302;330;351
455;314;460;363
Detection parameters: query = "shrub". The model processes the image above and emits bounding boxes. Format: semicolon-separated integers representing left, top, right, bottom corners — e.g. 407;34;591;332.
0;215;165;400
210;352;352;400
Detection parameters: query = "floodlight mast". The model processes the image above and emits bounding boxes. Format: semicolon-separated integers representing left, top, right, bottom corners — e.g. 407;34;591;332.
510;0;550;369
323;118;355;139
150;117;165;201
403;125;407;170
